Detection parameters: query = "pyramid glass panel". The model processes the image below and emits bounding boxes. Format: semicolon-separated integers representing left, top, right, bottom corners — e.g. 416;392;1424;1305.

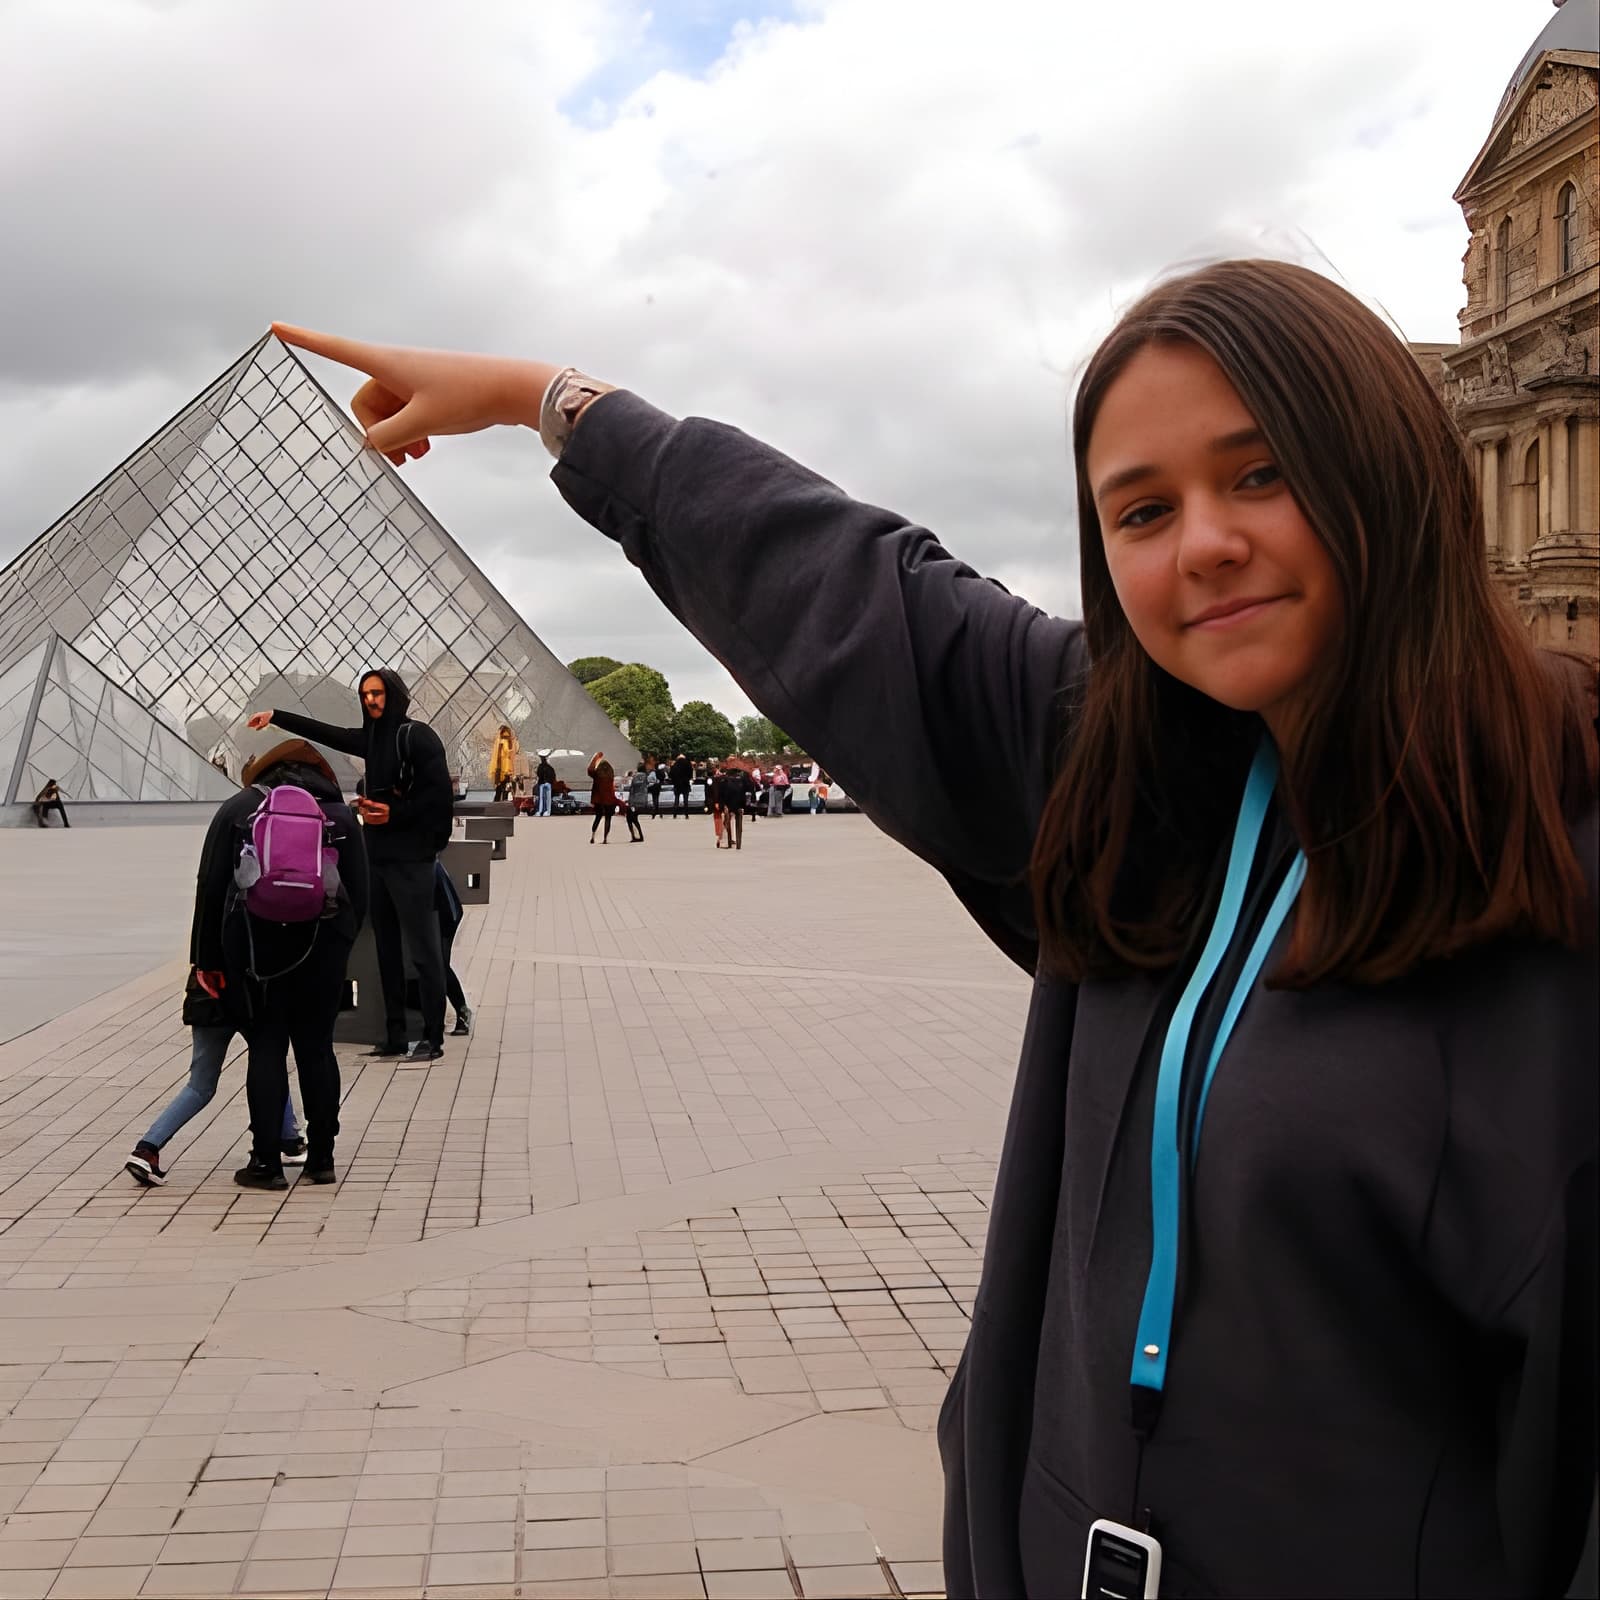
1;336;633;808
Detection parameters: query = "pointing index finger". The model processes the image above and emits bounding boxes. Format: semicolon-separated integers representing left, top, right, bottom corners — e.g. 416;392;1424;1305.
270;322;397;382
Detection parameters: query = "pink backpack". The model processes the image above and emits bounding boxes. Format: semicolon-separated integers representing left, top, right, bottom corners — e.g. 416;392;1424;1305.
235;784;339;924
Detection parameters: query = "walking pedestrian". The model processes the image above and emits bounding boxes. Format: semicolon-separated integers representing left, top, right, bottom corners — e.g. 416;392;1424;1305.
32;779;69;827
766;759;790;816
669;752;692;817
434;859;472;1035
187;739;368;1190
588;751;617;843
124;970;309;1187
718;761;752;851
707;762;725;846
279;265;1599;1595
535;752;556;817
624;766;648;841
490;723;518;801
645;755;663;819
248;668;454;1065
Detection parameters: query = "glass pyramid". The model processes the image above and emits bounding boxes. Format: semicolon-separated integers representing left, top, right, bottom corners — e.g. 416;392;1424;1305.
0;334;633;808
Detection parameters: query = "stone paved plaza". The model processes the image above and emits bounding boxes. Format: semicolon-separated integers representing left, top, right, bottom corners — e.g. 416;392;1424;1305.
0;810;1027;1599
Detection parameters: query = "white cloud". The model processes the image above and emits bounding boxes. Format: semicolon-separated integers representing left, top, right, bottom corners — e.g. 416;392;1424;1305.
0;0;1548;720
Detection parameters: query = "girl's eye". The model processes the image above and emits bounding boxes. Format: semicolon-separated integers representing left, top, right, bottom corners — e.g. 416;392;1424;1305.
1239;464;1282;490
1117;501;1169;530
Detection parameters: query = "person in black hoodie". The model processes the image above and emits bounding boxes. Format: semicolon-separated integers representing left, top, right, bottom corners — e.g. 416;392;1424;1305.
190;739;368;1189
248;668;453;1063
668;752;692;817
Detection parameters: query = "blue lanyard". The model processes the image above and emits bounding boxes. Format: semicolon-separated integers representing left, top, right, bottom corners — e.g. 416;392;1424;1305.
1129;739;1307;1407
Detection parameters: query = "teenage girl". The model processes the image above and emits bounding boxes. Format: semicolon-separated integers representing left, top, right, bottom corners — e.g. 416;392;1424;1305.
271;260;1596;1596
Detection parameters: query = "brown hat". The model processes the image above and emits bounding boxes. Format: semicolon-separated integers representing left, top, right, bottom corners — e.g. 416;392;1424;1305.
240;738;337;790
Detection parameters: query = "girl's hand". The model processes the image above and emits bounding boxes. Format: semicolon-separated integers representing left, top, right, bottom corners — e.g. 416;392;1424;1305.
270;324;563;468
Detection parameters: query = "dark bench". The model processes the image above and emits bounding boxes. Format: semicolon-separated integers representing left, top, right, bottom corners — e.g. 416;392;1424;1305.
462;815;514;859
441;839;492;905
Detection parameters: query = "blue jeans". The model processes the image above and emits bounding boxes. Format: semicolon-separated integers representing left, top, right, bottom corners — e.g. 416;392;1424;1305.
143;1026;300;1150
537;782;552;817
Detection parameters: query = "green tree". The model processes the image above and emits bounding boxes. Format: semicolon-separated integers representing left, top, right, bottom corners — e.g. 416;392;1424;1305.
630;703;677;759
672;700;738;760
735;714;793;754
584;664;673;733
568;655;623;686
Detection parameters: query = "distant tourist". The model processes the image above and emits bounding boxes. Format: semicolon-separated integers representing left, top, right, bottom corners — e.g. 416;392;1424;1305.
717;761;753;851
645;754;663;819
535;752;556;817
587;751;617;843
490;723;519;801
249;668;453;1064
185;738;368;1190
623;765;648;841
669;752;692;817
766;758;790;816
32;779;69;828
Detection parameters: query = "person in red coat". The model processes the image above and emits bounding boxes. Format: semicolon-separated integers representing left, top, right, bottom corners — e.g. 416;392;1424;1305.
587;751;617;843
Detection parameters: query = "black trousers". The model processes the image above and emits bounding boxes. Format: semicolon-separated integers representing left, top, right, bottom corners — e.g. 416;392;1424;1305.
245;935;349;1170
33;800;69;827
673;785;689;816
493;779;512;801
723;806;743;849
591;803;615;840
649;786;661;816
625;805;644;841
371;858;446;1048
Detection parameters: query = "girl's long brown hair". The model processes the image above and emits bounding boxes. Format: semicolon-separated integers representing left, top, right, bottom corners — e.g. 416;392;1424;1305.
1030;259;1596;987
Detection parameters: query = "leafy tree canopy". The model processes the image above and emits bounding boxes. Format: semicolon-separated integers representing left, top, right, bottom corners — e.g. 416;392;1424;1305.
568;655;623;685
735;715;796;755
672;700;738;760
585;664;673;733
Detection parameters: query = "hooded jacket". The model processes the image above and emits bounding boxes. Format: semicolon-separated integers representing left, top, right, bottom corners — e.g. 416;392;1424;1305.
269;668;453;864
669;756;693;790
549;390;1599;1599
190;759;369;1025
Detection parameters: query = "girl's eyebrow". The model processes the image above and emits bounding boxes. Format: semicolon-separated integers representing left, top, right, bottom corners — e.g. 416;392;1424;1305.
1094;427;1268;502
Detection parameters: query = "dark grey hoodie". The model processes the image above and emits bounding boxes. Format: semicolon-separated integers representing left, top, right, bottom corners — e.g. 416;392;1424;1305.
549;390;1598;1599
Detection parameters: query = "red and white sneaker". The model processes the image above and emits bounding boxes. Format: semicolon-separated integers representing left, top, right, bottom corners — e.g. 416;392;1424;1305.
125;1142;166;1186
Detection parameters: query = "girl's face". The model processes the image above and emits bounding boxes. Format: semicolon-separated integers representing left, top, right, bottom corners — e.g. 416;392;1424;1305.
1086;342;1344;740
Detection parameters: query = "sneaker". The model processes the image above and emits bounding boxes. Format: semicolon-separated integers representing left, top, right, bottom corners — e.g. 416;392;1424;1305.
304;1160;337;1185
451;1007;472;1037
364;1041;408;1058
395;1040;444;1067
280;1137;308;1165
234;1157;288;1191
125;1142;166;1187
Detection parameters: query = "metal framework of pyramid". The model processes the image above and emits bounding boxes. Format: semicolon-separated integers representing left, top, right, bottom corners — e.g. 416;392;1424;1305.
0;334;633;808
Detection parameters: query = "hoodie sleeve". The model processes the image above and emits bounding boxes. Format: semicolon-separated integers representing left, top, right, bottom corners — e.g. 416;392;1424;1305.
190;794;250;971
269;709;367;759
551;392;1086;971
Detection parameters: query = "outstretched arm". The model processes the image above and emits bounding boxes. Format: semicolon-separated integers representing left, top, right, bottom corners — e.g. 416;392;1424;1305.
269;326;1085;968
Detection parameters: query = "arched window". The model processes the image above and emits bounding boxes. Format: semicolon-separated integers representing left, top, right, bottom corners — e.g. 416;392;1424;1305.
1556;182;1579;277
1520;438;1542;559
1495;216;1512;308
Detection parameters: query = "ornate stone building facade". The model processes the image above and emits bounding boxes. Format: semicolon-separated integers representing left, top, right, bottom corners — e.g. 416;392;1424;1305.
1437;0;1599;660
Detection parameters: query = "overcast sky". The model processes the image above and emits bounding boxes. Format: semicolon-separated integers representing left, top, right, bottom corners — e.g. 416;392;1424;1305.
0;0;1549;721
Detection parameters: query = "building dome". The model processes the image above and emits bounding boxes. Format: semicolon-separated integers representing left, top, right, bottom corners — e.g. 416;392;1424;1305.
1494;0;1600;123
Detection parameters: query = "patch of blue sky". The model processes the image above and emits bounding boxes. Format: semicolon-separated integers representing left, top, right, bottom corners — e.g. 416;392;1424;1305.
561;0;805;127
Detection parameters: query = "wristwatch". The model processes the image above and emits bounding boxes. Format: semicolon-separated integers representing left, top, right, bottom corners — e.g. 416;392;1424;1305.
539;367;615;459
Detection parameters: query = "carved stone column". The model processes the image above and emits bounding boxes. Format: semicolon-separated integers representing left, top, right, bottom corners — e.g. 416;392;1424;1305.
1480;439;1501;564
1550;414;1571;535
